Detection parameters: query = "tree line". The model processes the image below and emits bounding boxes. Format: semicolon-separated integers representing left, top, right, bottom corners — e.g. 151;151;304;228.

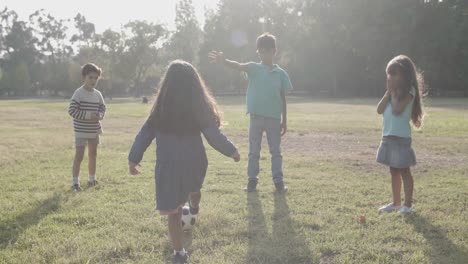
1;0;467;98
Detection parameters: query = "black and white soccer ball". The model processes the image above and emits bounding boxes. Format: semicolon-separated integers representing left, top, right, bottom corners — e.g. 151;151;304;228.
181;206;197;231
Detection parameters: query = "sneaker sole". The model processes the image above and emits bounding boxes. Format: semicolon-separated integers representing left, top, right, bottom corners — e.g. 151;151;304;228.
378;208;400;213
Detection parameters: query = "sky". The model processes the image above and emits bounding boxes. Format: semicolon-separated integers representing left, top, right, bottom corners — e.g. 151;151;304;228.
1;0;219;32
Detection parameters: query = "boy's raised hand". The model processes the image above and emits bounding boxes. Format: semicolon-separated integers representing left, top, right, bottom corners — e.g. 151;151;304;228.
208;51;225;64
128;161;141;175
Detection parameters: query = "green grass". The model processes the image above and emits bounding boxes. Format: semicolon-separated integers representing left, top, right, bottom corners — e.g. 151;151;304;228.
0;97;467;264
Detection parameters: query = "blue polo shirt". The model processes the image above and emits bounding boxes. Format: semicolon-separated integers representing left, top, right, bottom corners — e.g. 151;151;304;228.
244;62;293;119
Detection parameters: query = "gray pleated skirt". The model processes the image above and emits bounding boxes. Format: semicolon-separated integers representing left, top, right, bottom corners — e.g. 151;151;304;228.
376;136;416;168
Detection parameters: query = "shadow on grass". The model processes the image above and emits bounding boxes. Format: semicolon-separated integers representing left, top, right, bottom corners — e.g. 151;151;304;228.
405;213;468;264
0;193;62;249
247;192;315;264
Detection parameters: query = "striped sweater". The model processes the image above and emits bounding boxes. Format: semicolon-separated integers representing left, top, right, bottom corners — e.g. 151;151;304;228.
68;86;106;138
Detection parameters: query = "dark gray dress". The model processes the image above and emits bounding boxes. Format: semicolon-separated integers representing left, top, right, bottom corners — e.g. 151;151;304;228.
128;121;237;211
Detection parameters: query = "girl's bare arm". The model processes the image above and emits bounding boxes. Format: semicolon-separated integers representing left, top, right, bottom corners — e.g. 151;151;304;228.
377;91;391;114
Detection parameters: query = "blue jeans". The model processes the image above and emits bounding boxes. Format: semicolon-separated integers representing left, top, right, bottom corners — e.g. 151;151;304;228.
247;114;283;183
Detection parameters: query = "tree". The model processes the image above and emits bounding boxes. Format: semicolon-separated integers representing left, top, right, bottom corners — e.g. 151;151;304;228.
0;8;38;96
71;14;98;65
71;13;96;48
165;0;202;63
96;29;125;96
29;10;72;60
124;20;166;96
1;1;468;97
29;10;73;95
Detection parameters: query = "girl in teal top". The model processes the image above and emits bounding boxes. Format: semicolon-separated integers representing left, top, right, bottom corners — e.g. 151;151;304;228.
376;55;425;215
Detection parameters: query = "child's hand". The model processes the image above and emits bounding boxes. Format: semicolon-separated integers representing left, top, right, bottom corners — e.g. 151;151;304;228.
231;151;240;162
208;51;225;64
90;112;100;121
281;122;287;136
128;161;141;175
386;81;396;95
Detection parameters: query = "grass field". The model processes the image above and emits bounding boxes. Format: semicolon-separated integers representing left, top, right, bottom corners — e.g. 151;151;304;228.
0;97;467;264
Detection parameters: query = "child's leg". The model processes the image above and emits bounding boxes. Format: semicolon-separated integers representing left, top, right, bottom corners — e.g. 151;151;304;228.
72;146;86;184
390;167;402;206
401;168;414;207
189;192;201;208
168;207;183;251
88;143;98;181
265;117;283;184
189;192;201;215
248;115;264;182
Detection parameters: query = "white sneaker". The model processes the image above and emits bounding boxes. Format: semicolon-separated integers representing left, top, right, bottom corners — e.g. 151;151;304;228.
378;203;401;213
399;206;414;215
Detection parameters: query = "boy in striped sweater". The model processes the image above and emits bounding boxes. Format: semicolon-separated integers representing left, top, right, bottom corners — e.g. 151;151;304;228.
68;63;106;191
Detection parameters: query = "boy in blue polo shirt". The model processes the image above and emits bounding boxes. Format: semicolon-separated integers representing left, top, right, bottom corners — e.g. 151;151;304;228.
209;33;293;192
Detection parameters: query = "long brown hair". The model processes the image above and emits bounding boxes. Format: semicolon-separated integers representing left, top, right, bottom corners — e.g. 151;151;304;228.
386;55;424;128
147;60;221;134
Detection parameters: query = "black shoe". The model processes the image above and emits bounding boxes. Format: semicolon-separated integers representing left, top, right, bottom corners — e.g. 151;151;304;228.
275;181;288;193
71;184;82;192
173;252;189;264
243;180;258;192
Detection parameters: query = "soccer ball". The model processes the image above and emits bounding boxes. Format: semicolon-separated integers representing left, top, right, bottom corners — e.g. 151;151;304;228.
181;206;197;231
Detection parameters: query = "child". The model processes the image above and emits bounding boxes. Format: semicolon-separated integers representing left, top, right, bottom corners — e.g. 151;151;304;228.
209;33;293;193
68;63;106;191
128;60;240;264
376;55;424;215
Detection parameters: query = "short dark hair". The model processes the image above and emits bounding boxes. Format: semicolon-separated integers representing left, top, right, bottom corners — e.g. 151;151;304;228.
256;33;276;50
81;63;102;77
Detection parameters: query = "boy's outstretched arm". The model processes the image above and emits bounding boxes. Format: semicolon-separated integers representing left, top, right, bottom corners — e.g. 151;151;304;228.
209;51;248;71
